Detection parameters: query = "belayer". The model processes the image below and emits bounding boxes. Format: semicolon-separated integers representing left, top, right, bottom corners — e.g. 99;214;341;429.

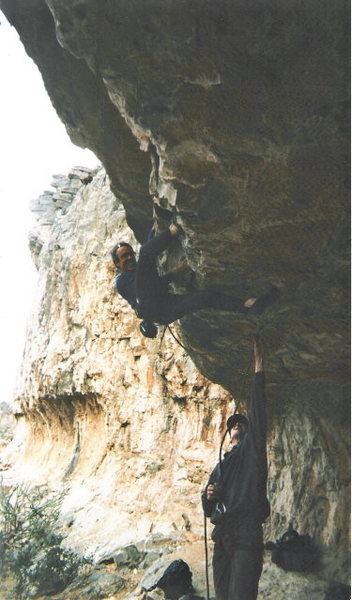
201;335;269;600
111;225;278;337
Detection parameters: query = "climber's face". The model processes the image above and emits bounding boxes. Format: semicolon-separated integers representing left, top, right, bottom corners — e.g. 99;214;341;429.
115;245;136;272
230;422;247;445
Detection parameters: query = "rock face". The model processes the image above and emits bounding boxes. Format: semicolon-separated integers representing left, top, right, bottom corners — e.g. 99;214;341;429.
1;0;349;398
0;0;349;590
3;168;348;592
9;168;235;563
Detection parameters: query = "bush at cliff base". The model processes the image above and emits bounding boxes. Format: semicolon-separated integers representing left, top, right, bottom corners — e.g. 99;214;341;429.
0;481;88;599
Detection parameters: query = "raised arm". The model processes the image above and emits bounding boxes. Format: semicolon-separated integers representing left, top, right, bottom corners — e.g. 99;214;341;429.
254;334;264;373
246;335;267;457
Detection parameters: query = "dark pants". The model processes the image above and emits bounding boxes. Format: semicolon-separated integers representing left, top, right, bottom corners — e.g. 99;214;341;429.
213;519;264;600
136;230;247;325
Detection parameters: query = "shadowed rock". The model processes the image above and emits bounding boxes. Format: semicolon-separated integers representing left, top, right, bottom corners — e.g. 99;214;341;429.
0;0;349;588
0;0;348;399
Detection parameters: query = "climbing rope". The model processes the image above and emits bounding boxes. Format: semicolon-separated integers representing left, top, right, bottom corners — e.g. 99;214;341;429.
160;323;167;346
203;508;210;600
166;324;189;353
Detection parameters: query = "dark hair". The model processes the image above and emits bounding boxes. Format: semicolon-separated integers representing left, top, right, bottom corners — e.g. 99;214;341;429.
111;242;132;267
226;414;249;431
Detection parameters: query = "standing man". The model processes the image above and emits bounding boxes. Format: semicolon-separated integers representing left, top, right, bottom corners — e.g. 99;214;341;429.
202;335;269;600
111;225;277;336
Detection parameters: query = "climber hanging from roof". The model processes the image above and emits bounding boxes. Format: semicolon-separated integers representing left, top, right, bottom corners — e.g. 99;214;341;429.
111;224;278;337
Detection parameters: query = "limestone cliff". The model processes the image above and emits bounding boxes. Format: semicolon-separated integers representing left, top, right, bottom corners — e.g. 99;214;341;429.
3;168;348;595
0;0;349;593
8;167;235;564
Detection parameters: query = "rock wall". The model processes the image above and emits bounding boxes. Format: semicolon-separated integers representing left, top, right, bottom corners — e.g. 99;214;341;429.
8;168;234;561
1;0;349;398
3;168;348;592
0;0;349;592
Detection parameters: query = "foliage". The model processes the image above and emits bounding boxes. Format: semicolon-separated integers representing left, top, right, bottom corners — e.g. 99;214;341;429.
0;481;87;599
0;402;14;447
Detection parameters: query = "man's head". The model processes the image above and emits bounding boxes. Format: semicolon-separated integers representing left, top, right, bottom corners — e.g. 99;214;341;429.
111;242;136;272
226;413;248;445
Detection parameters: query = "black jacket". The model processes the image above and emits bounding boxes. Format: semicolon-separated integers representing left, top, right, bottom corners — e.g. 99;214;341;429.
115;271;138;310
115;270;174;314
202;372;270;534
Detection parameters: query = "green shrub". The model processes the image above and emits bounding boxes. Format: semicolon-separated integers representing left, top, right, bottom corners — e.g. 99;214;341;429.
0;481;87;599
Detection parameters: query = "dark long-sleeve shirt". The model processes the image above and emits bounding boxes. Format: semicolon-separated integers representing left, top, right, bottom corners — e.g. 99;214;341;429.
202;372;270;533
115;270;174;312
115;271;138;309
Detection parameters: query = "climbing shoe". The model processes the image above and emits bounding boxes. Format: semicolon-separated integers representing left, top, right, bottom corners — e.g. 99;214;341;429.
140;320;158;338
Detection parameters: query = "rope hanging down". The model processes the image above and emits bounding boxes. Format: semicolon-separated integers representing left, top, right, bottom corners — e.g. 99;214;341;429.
203;510;211;600
166;324;189;353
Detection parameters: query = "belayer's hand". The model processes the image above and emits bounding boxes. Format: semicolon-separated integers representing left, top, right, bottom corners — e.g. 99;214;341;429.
206;483;218;500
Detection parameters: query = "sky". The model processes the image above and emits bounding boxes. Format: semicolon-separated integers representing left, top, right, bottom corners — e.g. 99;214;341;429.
0;13;99;404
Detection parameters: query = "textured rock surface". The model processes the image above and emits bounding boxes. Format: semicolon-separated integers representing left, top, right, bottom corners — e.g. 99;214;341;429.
1;169;348;594
1;0;349;399
0;0;349;592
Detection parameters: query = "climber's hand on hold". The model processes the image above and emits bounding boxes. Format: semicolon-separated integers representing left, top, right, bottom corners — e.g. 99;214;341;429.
169;224;179;236
174;260;189;274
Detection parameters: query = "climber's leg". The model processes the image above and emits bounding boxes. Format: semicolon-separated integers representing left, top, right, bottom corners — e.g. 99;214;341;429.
156;286;279;325
156;290;248;324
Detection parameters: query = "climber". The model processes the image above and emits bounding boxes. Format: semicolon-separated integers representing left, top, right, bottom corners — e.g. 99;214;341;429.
201;335;269;600
111;225;278;337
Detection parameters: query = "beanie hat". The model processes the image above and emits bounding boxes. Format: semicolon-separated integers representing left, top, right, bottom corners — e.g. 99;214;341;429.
226;413;249;431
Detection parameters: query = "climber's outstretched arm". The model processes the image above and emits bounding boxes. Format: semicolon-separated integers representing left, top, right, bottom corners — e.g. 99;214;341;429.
139;224;180;262
254;334;264;373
